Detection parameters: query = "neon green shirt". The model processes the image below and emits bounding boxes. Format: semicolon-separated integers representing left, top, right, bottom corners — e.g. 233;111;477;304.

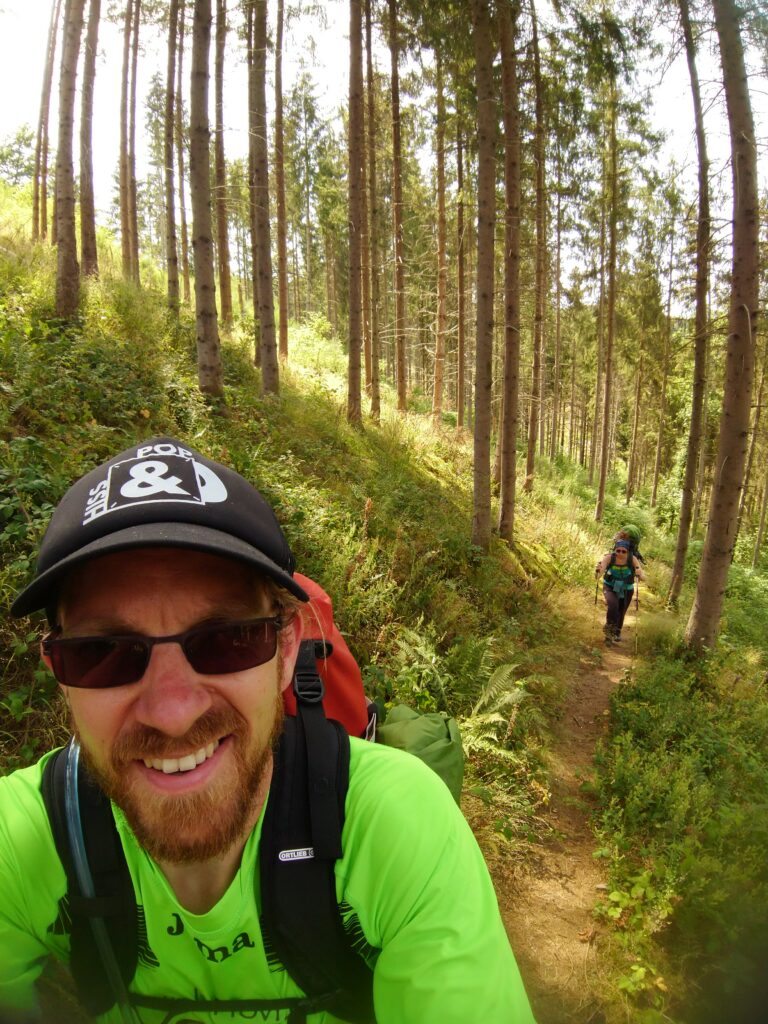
0;738;536;1022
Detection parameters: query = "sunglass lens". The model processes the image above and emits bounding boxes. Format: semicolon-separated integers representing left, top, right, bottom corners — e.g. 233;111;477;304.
185;621;277;675
53;638;149;689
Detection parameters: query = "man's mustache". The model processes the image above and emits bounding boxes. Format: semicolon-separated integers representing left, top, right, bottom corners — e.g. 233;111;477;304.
110;706;248;763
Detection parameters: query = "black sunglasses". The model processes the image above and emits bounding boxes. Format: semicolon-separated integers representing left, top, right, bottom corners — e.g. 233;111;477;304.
42;617;283;690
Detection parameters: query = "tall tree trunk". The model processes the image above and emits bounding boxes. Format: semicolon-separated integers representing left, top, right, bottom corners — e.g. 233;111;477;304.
365;0;380;421
568;325;577;460
625;356;643;502
594;77;619;522
456;112;466;431
668;0;712;604
214;0;232;325
389;0;407;412
176;0;191;305
119;0;133;279
347;0;364;426
164;0;180;312
128;0;141;284
549;133;562;459
753;463;768;568
432;54;447;424
498;0;520;542
652;232;674;507
34;0;63;241
275;0;289;359
55;0;85;318
253;0;279;393
189;0;222;397
736;335;767;537
79;0;100;278
691;354;710;536
684;0;759;649
589;153;607;485
471;0;496;550
524;0;545;493
360;66;372;396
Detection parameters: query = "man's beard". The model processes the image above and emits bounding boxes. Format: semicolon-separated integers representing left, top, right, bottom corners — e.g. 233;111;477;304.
76;692;285;864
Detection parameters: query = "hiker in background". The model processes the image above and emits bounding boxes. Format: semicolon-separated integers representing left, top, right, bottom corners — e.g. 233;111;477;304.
596;536;646;644
0;437;536;1024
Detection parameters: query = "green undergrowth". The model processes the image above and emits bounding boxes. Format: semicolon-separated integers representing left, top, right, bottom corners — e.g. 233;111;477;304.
592;638;768;1023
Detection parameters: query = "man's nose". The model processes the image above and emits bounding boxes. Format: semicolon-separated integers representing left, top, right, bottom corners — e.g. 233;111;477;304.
133;641;213;736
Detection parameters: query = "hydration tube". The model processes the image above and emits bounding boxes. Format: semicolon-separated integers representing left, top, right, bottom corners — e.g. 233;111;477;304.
64;740;142;1024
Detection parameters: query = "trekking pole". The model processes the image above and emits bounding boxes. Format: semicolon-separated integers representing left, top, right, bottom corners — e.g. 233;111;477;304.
593;578;599;638
633;583;640;659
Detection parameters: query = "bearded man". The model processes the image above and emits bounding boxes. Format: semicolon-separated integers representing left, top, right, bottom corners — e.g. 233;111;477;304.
0;437;536;1024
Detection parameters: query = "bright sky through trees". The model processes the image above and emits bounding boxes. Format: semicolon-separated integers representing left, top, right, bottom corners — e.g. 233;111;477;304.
0;1;764;263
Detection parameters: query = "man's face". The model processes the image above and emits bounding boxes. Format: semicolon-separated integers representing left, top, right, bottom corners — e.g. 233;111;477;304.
47;548;300;864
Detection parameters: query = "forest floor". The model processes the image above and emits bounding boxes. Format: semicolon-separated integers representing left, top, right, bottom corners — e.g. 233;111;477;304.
466;602;641;1024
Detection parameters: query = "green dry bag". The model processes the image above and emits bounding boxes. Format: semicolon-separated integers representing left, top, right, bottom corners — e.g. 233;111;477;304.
376;704;465;805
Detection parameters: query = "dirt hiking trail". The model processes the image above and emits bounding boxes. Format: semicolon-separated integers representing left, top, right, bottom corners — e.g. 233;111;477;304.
474;608;639;1023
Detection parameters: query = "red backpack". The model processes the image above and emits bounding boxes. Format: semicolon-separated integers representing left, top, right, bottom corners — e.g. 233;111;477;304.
282;573;370;737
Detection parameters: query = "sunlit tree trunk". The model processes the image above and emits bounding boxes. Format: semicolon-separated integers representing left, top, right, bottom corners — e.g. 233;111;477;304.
214;0;232;325
652;233;674;507
685;0;759;648
34;0;63;241
389;0;407;412
456;112;466;430
347;0;364;426
275;0;289;359
753;463;768;568
594;77;619;522
128;0;141;284
164;0;180;312
79;0;100;278
736;336;767;537
589;153;607;485
498;0;520;542
119;0;133;279
668;0;711;604
524;0;545;493
253;0;279;393
550;133;562;459
55;0;85;318
625;356;643;502
365;0;380;421
360;74;372;397
176;0;191;305
189;0;222;396
471;0;496;550
432;54;447;424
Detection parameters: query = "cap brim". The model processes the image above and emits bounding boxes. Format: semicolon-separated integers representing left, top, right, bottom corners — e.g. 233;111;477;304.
10;522;309;616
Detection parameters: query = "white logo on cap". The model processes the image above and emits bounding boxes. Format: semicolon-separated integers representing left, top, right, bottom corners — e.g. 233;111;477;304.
120;461;189;499
82;446;229;525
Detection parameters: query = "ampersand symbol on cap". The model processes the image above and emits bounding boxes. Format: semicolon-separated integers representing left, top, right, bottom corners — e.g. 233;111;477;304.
120;460;190;498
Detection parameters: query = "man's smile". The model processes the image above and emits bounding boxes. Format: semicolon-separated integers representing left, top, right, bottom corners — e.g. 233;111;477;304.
142;737;221;774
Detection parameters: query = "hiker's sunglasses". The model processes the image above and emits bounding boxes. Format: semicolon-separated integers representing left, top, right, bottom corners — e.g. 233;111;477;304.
42;617;283;690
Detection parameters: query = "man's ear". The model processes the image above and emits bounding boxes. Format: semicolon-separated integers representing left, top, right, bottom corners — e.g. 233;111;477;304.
278;613;303;693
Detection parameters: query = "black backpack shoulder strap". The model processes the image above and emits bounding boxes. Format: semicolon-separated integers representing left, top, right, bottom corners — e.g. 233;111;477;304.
41;741;138;1018
259;640;375;1024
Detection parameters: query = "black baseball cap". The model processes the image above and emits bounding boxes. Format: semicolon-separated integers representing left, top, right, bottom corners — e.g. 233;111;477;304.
11;437;309;617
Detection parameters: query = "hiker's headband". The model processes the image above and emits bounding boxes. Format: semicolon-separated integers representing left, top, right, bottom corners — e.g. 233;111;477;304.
11;436;309;618
614;540;631;551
